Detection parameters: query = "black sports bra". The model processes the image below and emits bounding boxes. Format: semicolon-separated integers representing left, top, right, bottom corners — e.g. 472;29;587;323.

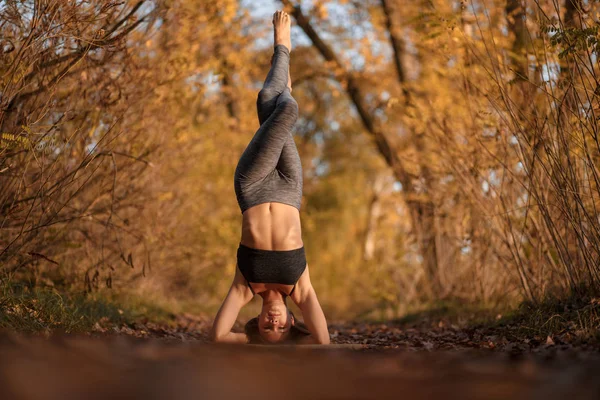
236;243;307;297
246;281;296;297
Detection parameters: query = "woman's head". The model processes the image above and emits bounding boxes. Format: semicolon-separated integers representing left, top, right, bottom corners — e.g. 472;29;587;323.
245;298;310;344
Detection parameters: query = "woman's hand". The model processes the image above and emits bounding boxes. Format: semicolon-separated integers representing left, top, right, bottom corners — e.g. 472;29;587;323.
210;330;249;344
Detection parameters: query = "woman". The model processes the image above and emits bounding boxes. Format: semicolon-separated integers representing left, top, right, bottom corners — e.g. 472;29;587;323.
209;10;330;345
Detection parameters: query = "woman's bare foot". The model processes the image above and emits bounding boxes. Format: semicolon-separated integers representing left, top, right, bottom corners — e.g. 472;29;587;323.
273;10;292;53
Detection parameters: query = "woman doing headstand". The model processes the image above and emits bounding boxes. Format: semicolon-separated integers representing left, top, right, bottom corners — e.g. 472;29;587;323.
210;10;330;345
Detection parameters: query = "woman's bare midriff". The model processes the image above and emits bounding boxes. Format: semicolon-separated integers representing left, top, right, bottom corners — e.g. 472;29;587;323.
240;202;303;250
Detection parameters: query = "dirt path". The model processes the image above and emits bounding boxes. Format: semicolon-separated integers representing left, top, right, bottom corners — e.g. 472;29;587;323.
97;314;600;356
1;316;599;400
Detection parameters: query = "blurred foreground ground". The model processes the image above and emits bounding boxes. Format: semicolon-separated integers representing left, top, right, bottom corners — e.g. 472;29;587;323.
1;316;599;400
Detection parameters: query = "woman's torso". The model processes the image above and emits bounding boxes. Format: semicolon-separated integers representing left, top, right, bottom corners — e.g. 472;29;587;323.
240;202;304;295
240;202;303;250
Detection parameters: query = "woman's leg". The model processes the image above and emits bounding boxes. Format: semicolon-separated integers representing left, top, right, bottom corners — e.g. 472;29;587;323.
276;134;302;182
235;88;299;185
257;44;291;126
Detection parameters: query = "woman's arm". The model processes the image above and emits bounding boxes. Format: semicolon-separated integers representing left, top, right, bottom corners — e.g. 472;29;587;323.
209;265;254;344
291;265;330;345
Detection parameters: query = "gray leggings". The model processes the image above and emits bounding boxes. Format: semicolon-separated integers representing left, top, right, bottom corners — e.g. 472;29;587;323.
234;45;302;213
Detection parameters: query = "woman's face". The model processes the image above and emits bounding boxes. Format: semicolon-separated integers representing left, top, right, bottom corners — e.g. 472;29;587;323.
258;302;294;343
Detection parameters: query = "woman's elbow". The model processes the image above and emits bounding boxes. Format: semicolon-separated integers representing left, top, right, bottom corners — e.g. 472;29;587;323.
319;336;331;345
313;335;330;345
209;329;222;343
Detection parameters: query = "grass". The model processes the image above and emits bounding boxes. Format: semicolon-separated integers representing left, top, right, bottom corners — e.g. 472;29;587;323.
383;291;600;344
0;279;175;334
493;292;600;343
390;300;504;327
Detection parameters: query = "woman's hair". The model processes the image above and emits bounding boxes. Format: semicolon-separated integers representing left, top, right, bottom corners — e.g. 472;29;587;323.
245;310;310;344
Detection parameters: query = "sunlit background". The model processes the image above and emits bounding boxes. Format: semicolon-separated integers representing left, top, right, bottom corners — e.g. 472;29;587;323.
1;0;599;327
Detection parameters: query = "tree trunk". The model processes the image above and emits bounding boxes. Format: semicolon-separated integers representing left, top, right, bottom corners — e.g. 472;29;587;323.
282;0;442;295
